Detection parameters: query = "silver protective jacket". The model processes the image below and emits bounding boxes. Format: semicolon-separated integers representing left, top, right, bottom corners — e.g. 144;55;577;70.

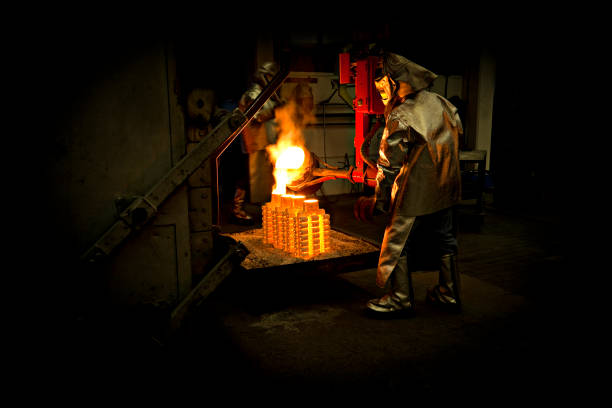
239;83;278;153
375;90;462;287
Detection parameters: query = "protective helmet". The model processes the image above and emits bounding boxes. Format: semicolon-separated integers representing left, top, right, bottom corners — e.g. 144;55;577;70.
254;61;279;86
381;53;437;93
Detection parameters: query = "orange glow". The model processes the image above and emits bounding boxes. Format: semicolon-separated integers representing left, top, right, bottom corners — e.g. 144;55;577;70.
262;97;328;257
269;144;306;195
276;146;305;169
267;98;311;195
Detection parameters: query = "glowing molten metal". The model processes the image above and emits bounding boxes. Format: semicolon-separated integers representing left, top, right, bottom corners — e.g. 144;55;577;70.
275;145;305;169
262;193;330;259
263;141;329;259
270;144;306;195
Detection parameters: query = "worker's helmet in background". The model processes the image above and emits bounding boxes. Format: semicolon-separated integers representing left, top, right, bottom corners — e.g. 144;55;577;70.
254;61;279;86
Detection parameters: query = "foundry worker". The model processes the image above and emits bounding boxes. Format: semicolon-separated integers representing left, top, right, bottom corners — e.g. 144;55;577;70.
238;61;283;214
355;52;463;316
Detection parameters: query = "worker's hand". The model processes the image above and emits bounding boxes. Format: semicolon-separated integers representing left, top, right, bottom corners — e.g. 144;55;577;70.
353;196;376;222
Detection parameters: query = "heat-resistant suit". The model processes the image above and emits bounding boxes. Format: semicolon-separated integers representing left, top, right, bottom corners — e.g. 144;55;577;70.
238;62;281;204
375;88;463;287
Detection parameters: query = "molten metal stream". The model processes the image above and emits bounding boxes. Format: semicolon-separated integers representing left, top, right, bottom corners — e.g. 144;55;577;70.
269;139;306;195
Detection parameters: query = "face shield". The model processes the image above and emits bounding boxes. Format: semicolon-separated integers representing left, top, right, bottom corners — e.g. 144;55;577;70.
256;62;279;85
381;53;438;96
375;73;397;106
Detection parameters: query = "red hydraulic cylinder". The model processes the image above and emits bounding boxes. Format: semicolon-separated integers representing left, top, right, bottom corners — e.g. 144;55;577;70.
352;112;369;183
337;53;385;188
339;53;352;84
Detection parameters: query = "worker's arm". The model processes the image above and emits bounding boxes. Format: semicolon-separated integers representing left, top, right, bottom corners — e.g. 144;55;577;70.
239;88;277;123
375;126;423;213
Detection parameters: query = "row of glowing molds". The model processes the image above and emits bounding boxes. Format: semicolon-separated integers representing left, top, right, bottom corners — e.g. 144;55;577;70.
262;193;331;258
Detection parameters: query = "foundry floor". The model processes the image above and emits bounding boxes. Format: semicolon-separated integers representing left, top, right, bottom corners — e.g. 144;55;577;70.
63;193;589;402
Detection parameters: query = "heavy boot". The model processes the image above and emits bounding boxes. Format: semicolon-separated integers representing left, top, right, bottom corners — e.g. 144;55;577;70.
231;188;254;225
426;253;462;312
366;257;415;317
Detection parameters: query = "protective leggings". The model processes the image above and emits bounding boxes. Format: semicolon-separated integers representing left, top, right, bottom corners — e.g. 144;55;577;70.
400;206;458;265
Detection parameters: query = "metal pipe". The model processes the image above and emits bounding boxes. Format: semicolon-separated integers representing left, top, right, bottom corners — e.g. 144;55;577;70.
312;168;351;179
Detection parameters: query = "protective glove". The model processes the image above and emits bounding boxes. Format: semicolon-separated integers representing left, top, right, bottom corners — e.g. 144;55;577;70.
353;195;377;222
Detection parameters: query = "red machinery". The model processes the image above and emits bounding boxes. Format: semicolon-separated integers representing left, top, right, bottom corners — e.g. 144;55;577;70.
289;53;385;192
339;52;385;187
